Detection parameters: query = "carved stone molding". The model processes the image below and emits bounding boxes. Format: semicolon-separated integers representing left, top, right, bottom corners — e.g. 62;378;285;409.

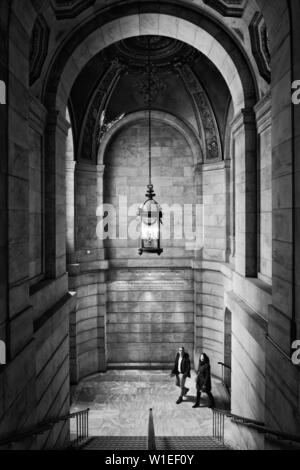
97;110;202;167
29;94;48;135
254;92;271;134
51;0;96;20
178;64;222;162
79;61;122;162
47;109;71;136
231;107;256;136
249;12;271;83
203;0;247;18
30;14;50;85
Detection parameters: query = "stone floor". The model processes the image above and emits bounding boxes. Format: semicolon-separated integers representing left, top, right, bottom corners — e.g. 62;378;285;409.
70;370;229;438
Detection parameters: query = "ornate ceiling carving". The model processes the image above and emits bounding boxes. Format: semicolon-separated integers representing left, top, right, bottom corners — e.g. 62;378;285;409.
111;35;197;73
77;36;223;164
78;60;123;161
51;0;96;20
249;12;271;83
202;0;247;18
30;15;50;85
178;64;222;162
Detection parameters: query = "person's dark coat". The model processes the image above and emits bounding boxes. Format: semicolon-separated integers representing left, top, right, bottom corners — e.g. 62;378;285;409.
196;354;212;391
172;352;191;378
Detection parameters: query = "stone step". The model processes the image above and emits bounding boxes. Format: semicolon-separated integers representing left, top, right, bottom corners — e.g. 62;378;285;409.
79;436;230;450
155;436;230;450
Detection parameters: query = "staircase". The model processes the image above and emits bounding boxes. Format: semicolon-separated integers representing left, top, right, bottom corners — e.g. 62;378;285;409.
79;436;230;450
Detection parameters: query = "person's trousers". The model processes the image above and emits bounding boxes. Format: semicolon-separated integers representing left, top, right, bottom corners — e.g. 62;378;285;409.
195;387;215;407
175;373;188;397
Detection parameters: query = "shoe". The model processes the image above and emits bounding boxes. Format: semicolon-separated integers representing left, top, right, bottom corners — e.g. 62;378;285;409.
183;387;189;396
176;397;183;404
192;403;200;408
208;404;215;409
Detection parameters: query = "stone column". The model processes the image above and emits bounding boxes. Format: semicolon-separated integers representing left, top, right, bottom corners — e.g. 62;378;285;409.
231;108;257;277
68;162;108;380
44;110;71;279
74;162;105;264
226;153;234;265
65;160;76;264
254;94;272;285
201;161;228;262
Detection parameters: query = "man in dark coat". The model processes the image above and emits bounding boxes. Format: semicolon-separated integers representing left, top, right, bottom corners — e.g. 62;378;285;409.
192;352;215;408
170;346;191;404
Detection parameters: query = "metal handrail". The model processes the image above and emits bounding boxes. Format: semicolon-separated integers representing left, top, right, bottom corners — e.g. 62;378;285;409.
218;362;232;370
148;408;156;450
231;421;300;444
213;408;300;446
218;362;231;394
0;408;90;448
213;409;225;444
219;409;264;426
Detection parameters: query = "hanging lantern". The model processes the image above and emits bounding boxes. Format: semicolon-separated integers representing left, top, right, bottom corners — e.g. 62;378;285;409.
138;184;163;256
138;37;163;256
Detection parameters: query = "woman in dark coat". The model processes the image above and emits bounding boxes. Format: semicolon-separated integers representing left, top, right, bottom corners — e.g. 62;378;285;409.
192;352;215;408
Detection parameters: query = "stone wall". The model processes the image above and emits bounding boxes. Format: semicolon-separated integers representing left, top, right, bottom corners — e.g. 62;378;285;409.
107;262;194;367
226;289;267;450
0;0;9;364
69;268;107;382
103;118;197;259
0;1;76;449
34;292;75;450
194;263;225;377
28;96;47;281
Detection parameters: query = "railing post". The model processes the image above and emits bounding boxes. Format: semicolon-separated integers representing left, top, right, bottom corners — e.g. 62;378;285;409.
148;408;156;450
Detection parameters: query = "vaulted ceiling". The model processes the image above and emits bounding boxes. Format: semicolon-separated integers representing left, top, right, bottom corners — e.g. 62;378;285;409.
24;0;272;162
70;34;231;161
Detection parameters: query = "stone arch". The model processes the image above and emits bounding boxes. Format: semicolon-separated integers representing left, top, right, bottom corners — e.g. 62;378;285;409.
42;6;259;115
97;110;203;168
40;6;259;280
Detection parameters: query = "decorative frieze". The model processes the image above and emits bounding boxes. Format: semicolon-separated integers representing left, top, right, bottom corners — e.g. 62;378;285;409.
178;64;222;162
78;61;122;162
